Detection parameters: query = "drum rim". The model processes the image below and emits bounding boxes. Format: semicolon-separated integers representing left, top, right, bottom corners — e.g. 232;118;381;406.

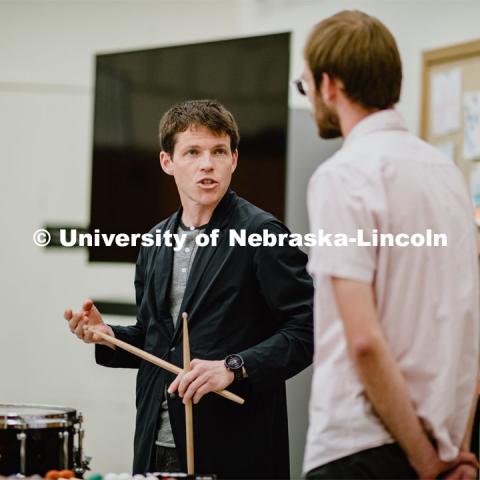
0;403;78;429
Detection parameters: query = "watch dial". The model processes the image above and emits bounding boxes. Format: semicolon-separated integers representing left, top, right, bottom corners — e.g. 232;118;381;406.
228;355;242;369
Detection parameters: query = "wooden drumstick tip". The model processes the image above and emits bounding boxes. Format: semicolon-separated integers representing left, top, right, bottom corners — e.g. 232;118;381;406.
183;314;191;370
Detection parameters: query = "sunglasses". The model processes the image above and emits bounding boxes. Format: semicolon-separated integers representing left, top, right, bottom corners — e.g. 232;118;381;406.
292;78;308;96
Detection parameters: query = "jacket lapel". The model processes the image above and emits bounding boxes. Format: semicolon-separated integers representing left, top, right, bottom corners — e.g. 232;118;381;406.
153;211;181;336
170;190;237;346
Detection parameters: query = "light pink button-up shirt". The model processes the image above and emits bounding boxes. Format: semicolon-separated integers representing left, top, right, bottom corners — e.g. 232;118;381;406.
304;109;479;473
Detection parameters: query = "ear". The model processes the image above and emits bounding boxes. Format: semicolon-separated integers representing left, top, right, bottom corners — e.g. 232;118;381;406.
231;149;238;174
160;151;174;176
320;72;337;105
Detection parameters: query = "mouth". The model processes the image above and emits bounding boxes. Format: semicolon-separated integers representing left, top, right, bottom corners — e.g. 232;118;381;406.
197;178;218;189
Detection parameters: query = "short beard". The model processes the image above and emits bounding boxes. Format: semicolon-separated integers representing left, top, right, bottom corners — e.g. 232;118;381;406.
314;95;342;139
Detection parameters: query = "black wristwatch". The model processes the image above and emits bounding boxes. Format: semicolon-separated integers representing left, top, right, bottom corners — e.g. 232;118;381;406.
224;354;244;382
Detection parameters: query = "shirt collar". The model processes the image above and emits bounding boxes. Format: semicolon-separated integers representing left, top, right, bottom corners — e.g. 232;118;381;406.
343;109;407;147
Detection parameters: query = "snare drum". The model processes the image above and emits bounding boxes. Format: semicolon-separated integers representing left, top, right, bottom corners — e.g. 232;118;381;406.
0;404;88;477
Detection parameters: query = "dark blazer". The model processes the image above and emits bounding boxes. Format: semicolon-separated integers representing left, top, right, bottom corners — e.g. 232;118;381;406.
96;190;314;479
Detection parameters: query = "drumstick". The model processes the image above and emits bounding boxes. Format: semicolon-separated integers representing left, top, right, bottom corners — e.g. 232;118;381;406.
86;326;245;405
183;313;194;475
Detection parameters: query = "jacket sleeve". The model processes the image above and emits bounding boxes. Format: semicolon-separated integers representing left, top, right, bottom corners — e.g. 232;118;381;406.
238;220;314;389
95;246;148;369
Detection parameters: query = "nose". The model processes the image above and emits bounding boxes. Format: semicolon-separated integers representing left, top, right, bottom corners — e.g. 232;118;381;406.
199;152;214;171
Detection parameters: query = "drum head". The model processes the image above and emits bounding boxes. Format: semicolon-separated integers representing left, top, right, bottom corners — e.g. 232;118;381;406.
0;404;77;429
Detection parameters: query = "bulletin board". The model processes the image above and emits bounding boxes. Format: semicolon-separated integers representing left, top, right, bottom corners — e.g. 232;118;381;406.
420;38;480;222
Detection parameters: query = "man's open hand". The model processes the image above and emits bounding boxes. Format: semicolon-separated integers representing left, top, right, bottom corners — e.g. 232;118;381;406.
64;299;114;347
168;359;234;404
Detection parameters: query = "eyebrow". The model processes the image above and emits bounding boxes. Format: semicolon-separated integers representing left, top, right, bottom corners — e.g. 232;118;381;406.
181;144;229;150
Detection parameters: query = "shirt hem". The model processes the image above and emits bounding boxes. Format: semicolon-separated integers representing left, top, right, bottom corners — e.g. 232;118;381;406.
155;441;176;448
303;437;396;476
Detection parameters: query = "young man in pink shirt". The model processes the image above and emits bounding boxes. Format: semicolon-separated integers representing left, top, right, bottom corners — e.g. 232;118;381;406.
300;10;479;480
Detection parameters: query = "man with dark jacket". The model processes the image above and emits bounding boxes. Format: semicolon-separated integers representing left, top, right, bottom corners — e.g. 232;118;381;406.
64;99;313;479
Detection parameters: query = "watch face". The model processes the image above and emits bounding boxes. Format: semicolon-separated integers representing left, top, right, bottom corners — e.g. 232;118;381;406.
226;354;243;370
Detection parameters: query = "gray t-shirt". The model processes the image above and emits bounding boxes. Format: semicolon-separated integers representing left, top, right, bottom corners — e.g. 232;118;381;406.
156;222;204;448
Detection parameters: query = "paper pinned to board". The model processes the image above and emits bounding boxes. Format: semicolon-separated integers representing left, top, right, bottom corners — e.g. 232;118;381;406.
430;68;462;136
464;92;480;161
470;164;480;226
470;163;480;204
434;141;455;162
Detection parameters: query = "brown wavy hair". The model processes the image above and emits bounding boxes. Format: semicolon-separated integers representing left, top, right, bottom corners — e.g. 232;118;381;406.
159;99;240;155
304;10;402;109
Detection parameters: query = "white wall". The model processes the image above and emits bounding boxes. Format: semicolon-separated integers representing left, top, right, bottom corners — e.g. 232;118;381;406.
1;0;480;477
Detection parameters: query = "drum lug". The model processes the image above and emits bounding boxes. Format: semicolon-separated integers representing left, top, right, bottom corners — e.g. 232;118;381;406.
73;412;91;478
16;431;27;475
77;413;84;463
78;455;92;477
58;431;69;469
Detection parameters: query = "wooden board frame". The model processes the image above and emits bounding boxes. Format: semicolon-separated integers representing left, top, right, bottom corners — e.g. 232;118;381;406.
420;38;480;141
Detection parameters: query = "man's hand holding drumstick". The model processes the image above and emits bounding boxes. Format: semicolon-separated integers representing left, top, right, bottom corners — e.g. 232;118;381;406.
64;301;244;406
168;359;235;405
64;299;115;349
